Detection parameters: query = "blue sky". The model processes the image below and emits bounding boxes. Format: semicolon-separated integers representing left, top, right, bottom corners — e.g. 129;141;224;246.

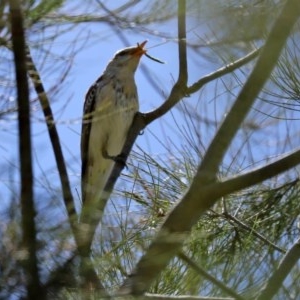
2;1;300;213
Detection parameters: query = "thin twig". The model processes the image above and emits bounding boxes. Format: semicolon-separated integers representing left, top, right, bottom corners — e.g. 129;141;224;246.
256;237;300;300
187;48;261;95
223;212;286;254
9;0;42;298
178;252;245;300
143;293;235;300
96;0;140;17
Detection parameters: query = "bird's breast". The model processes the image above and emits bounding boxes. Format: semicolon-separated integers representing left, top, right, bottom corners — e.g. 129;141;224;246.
92;76;139;157
113;78;138;108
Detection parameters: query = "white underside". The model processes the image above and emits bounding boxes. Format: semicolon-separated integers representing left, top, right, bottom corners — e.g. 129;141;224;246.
84;103;138;207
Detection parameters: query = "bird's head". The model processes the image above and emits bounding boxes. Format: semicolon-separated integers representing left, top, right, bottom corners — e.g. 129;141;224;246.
106;41;147;74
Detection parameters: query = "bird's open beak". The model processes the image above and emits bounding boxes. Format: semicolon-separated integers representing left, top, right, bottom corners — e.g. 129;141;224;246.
134;40;147;57
139;40;147;49
136;40;165;64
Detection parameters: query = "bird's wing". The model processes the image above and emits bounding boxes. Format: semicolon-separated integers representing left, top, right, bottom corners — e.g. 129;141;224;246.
81;75;104;200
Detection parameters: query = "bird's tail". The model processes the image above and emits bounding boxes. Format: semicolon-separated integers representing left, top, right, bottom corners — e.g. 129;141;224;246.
81;158;114;221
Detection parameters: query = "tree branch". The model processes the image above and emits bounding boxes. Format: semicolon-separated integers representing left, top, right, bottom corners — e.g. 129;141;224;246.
144;47;260;125
213;147;300;198
256;237;300;300
9;0;42;298
187;47;261;95
119;0;300;294
26;48;77;236
78;113;146;254
177;0;188;85
143;294;234;300
110;293;234;300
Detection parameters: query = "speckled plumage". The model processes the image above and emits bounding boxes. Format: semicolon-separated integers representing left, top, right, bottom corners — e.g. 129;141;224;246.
81;42;146;208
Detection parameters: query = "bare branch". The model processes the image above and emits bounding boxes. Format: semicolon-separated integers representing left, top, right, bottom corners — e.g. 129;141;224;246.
187;48;261;95
256;237;300;300
26;48;77;236
143;294;235;300
97;292;234;300
177;0;188;85
96;0;141;17
145;47;260;125
213;147;300;198
9;0;42;298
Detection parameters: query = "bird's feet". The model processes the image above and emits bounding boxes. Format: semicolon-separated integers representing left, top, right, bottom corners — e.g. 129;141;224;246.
102;149;127;168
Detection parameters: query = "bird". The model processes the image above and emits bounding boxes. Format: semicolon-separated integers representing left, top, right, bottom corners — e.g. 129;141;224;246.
80;41;147;213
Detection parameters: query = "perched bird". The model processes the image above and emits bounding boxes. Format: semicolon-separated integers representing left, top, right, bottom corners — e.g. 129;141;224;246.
81;41;147;210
